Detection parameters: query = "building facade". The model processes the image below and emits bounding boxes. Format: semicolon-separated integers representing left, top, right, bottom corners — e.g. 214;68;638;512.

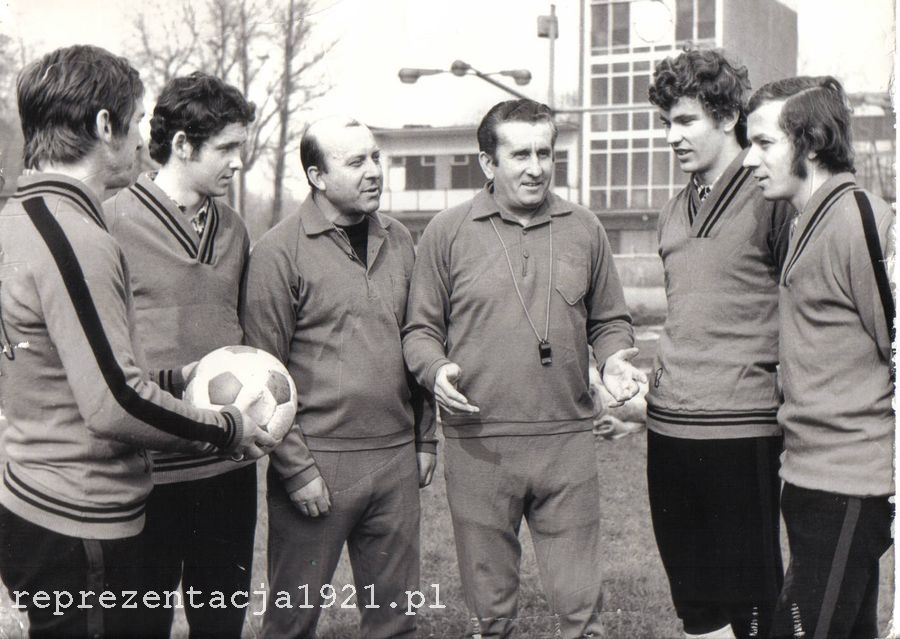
372;123;579;241
581;0;798;252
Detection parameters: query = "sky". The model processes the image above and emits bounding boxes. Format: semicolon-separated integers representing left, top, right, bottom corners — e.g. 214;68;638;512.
0;0;894;192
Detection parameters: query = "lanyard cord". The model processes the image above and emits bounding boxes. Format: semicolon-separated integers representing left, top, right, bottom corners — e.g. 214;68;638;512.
489;216;553;344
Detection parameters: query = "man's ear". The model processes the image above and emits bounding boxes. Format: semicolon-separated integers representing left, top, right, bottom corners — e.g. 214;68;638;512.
171;131;191;161
95;109;114;143
307;165;326;191
478;151;495;180
721;110;739;134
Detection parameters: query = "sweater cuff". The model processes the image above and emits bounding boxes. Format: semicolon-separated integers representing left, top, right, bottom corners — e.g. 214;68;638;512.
281;464;322;493
424;357;452;392
219;405;245;454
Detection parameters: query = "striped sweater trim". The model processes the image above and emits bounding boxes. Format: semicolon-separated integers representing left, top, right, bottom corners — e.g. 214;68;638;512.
696;166;753;238
197;200;220;264
782;181;856;280
15;180;107;230
647;404;779;427
23;196;237;450
129;182;199;258
4;465;145;524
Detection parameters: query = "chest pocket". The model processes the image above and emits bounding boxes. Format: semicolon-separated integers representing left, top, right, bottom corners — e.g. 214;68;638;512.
555;254;588;305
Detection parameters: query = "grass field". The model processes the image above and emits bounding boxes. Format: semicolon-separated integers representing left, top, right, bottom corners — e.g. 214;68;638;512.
0;430;893;638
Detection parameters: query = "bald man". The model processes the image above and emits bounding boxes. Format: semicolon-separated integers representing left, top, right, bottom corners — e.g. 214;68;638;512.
241;117;436;639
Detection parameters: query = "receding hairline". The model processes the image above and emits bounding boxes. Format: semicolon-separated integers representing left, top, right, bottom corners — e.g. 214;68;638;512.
303;116;367;151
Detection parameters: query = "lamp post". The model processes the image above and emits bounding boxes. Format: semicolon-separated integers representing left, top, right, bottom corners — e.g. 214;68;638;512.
398;60;533;101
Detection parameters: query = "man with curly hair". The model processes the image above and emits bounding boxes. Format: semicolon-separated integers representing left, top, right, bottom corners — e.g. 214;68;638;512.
104;71;257;638
745;76;894;639
646;49;793;639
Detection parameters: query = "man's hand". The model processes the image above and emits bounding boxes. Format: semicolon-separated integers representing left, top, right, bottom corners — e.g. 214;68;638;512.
417;452;436;488
434;363;479;415
288;476;332;517
229;390;278;460
601;348;648;407
181;361;199;383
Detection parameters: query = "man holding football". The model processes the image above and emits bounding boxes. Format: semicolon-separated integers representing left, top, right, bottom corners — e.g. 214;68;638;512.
104;71;258;639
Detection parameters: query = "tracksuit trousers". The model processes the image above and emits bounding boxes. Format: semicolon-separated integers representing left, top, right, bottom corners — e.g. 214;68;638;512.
443;430;604;639
262;443;420;639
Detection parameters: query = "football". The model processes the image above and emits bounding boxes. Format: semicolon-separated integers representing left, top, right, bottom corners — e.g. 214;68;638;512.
184;345;297;444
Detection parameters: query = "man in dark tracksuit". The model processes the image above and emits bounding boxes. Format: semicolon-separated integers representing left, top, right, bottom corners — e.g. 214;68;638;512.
745;76;894;639
242;116;436;639
403;98;645;639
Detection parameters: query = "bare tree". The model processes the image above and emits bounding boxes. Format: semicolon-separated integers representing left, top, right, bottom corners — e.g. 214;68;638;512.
269;0;332;224
128;0;330;223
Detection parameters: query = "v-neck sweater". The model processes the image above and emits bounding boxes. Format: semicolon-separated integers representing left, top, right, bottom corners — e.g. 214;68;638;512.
104;173;250;483
646;150;794;438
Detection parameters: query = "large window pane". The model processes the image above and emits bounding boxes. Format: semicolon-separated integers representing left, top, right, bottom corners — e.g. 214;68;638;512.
652;152;670;185
591;77;609;106
698;0;716;39
590;189;607;210
632;74;650;104
591;152;608;186
676;0;694;41
632;152;649;185
612;113;629;131
611;153;628;185
611;2;630;46
612;76;629;104
554;150;569;187
610;189;628;208
591;4;609;48
633;112;650;130
450;154;484;189
405;155;436;189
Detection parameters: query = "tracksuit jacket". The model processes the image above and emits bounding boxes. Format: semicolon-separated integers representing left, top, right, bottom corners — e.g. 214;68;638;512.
402;185;634;437
777;173;894;497
0;174;245;539
241;194;436;492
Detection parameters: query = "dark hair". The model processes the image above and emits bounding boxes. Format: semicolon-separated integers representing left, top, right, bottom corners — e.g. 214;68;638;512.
747;76;854;178
477;99;558;161
649;48;751;146
18;45;144;169
148;72;256;164
299;117;362;189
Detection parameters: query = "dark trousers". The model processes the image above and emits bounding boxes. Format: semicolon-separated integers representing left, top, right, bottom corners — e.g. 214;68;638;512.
0;504;140;638
770;483;892;639
443;431;604;639
647;431;784;638
131;463;258;639
262;444;420;639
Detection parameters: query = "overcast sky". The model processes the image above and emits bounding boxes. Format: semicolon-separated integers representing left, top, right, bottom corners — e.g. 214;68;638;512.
0;0;893;193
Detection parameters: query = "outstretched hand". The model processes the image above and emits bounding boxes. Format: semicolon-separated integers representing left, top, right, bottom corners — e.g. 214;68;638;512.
602;348;648;407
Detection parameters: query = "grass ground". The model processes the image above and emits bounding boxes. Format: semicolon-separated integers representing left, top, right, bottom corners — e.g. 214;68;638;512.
0;430;893;638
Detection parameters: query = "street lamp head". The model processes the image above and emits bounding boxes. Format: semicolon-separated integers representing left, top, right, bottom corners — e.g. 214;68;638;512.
398;68;443;84
450;60;471;77
500;69;532;86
